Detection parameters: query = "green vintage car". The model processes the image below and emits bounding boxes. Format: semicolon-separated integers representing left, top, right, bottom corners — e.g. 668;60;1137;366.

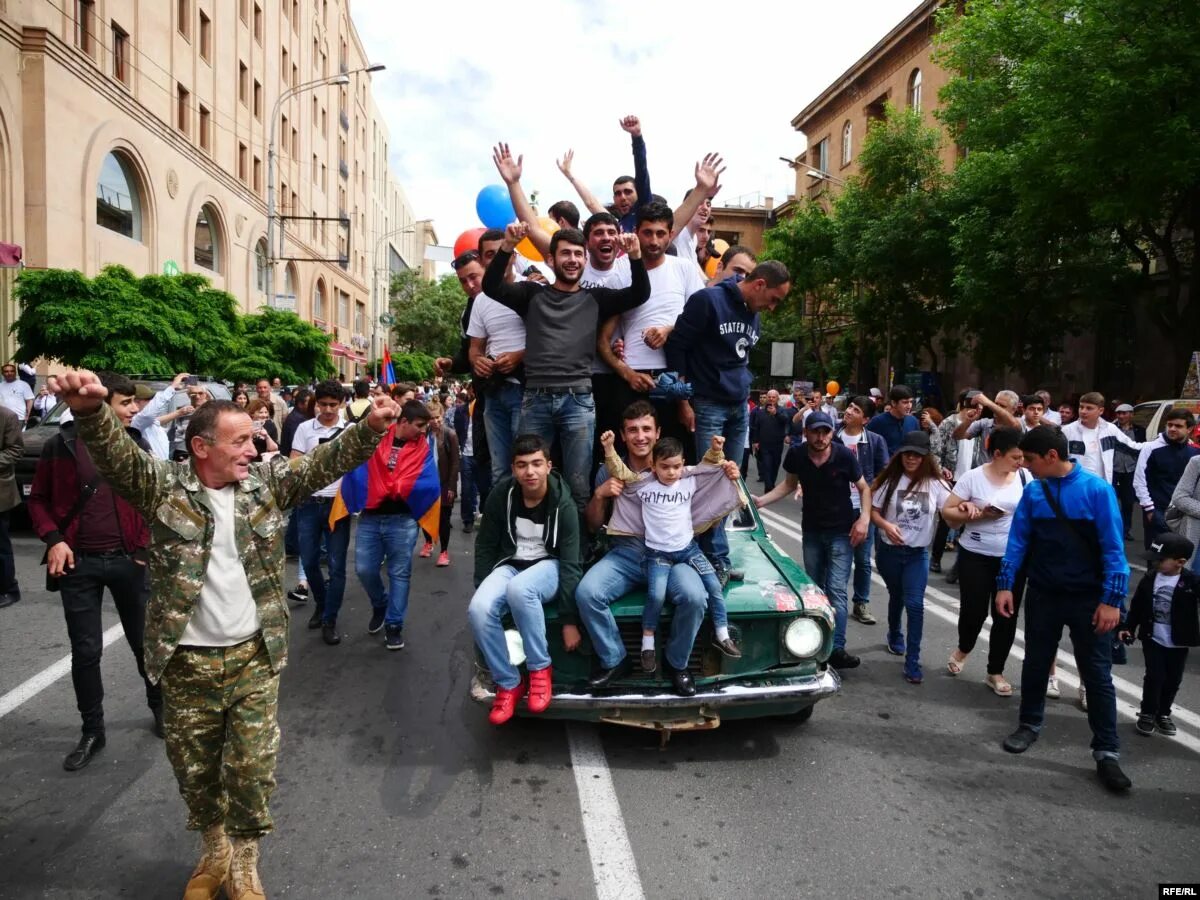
469;491;840;735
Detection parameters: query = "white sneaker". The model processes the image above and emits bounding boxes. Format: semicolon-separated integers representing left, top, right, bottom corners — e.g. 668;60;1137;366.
1045;676;1060;699
1078;684;1088;710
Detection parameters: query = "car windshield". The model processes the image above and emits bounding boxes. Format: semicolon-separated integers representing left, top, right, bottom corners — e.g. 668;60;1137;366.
1131;402;1160;435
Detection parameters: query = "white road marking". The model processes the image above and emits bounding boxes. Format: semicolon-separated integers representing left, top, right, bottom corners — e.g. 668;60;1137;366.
566;724;646;900
0;623;125;720
759;507;1200;754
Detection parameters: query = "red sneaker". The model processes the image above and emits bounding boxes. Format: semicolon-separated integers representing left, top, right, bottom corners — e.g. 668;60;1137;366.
436;551;450;567
527;666;553;714
419;542;433;558
488;682;527;725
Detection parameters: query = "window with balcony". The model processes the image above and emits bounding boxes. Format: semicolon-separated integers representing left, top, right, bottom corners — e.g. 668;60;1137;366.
111;22;129;85
313;279;326;320
338;291;349;326
281;115;289;154
281;48;290;85
812;138;828;175
292;126;299;157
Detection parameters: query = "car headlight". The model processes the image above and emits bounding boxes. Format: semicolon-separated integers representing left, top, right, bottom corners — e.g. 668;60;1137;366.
783;618;823;658
505;629;526;666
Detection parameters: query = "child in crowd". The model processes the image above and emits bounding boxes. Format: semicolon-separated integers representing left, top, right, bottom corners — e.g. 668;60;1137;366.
600;431;743;672
1119;533;1199;737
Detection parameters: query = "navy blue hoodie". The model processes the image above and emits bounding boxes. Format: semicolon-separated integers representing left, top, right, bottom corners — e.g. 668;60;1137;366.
664;277;759;405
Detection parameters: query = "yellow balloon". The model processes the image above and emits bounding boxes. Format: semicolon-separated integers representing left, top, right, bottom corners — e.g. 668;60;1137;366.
704;256;719;279
826;381;840;396
515;217;560;263
712;238;730;258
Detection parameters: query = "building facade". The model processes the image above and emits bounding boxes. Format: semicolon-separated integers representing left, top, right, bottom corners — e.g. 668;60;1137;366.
0;0;425;378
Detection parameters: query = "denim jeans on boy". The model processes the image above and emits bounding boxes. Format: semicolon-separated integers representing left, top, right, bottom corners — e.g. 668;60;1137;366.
644;540;727;632
693;398;749;573
296;497;352;625
467;559;559;691
852;521;875;607
1017;587;1121;759
575;537;707;672
801;529;852;651
874;542;928;673
355;512;420;628
519;388;595;511
484;381;524;484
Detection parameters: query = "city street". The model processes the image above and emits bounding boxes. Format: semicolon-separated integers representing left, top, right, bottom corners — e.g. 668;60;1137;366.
1;475;1198;900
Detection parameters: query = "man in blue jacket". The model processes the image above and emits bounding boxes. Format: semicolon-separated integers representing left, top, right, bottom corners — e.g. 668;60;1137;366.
996;426;1132;792
664;261;792;579
1134;407;1199;549
867;384;920;457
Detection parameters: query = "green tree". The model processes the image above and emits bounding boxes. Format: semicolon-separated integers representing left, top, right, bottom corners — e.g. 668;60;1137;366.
935;0;1200;376
12;265;240;374
221;308;336;384
388;270;465;360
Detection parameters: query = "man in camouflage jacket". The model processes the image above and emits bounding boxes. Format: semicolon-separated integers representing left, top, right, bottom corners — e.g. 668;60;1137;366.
54;370;397;900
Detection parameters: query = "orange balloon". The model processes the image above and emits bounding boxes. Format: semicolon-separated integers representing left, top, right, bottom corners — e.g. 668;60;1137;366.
826;381;840;396
515;217;560;263
704;256;719;279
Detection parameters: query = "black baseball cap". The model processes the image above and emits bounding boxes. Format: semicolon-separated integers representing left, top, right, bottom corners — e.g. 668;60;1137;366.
896;431;932;456
1145;533;1195;562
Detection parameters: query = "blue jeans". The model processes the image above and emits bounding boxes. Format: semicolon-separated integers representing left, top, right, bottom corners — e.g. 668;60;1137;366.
467;560;558;691
693;398;748;571
802;529;853;651
460;455;479;526
875;542;928;672
355;512;420;627
645;541;727;631
852;521;874;606
520;388;595;512
484;381;524;484
576;538;707;671
1018;587;1120;759
297;498;351;624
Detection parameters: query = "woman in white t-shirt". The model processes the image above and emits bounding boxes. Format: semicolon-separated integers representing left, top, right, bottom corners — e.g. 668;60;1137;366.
870;431;952;684
940;426;1028;696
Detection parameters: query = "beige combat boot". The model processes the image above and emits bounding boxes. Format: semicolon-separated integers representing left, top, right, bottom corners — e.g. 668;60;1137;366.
225;836;267;900
183;823;232;900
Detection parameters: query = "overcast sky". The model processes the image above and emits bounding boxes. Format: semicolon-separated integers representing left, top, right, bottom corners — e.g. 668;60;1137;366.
353;0;921;247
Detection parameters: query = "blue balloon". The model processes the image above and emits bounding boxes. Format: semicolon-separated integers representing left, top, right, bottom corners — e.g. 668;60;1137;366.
476;184;516;230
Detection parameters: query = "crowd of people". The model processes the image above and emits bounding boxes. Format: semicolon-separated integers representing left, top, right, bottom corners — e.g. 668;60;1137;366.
8;113;1200;899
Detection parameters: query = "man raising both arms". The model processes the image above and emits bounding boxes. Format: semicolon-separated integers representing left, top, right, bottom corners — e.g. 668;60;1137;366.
482;221;650;513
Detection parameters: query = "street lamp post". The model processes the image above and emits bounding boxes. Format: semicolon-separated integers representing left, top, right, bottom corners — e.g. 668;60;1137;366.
265;64;385;305
371;219;432;373
805;168;847;187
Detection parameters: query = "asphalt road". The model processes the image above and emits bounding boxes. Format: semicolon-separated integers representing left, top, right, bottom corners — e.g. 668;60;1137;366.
1;470;1198;899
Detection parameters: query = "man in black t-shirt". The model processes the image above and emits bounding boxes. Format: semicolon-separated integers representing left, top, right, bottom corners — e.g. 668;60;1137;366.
755;411;872;669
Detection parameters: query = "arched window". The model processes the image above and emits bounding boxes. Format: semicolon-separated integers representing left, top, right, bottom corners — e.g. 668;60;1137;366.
96;151;143;241
313;278;326;320
194;204;222;272
254;238;269;293
284;262;298;301
841;120;853;166
907;68;923;113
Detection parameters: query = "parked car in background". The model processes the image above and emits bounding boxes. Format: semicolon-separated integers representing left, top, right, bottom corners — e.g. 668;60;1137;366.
1132;399;1200;438
470;494;840;740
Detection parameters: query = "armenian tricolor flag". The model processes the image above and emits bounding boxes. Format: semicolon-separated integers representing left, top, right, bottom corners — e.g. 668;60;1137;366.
380;345;396;387
329;429;440;541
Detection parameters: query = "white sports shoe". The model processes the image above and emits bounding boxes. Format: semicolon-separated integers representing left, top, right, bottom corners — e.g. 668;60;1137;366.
1045;676;1060;699
1078;683;1088;710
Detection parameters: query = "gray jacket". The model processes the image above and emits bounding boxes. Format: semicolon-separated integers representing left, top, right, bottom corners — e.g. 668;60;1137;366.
1169;455;1200;553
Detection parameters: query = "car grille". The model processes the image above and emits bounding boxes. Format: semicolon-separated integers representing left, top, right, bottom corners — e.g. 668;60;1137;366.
617;620;711;674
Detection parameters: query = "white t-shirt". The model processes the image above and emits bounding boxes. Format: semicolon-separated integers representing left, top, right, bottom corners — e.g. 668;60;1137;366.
637;474;697;553
582;255;633;374
1075;422;1106;480
873;474;951;548
0;378;33;420
1043;409;1062;425
467;291;526;357
670;227;702;272
620;256;706;371
512;502;550;563
951;465;1027;557
1152;572;1180;648
953;437;975;482
291;417;346;497
840;432;863;510
180;485;261;646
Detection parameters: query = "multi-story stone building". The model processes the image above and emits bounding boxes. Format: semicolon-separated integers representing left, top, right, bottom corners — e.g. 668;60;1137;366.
0;0;427;377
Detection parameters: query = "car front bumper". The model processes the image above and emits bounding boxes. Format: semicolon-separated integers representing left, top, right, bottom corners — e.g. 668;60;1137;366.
469;667;841;730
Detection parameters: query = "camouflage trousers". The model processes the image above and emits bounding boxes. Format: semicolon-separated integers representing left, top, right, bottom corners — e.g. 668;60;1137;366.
160;635;280;838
